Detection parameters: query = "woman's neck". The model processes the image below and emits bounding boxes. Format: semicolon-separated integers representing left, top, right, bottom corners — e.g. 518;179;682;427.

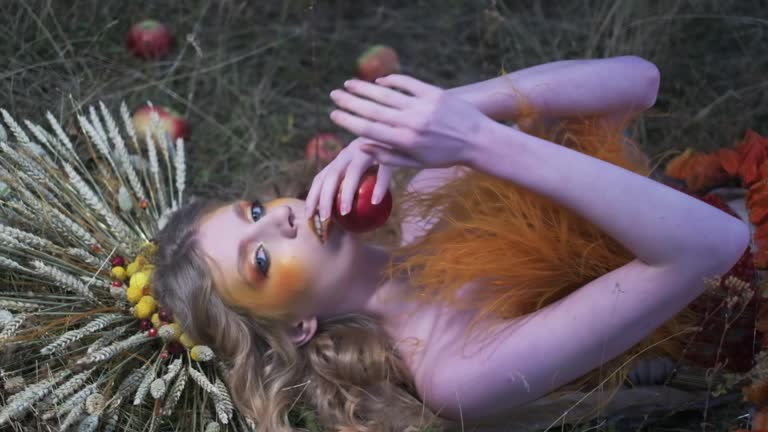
316;241;412;329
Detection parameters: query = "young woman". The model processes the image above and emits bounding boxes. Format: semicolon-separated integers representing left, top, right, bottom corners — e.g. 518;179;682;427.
152;56;751;431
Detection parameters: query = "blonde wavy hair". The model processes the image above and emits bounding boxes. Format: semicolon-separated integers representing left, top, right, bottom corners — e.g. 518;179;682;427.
151;199;449;432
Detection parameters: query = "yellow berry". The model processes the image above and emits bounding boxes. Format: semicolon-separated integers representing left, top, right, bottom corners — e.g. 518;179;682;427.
126;286;143;304
134;301;154;319
138;295;156;307
151;313;162;329
111;266;127;281
140;242;158;257
126;261;141;277
179;333;195;348
129;272;150;291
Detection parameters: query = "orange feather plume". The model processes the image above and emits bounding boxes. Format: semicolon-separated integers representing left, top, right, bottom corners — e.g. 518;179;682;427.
388;117;696;391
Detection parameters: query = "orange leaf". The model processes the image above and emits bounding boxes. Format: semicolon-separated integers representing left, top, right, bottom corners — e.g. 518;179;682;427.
749;180;768;208
749;195;768;213
714;148;741;176
735;129;768;158
737;130;768;185
685;154;731;191
743;380;768;406
750;206;768;226
742;161;763;186
755;224;768;247
664;148;697;179
759;159;768;180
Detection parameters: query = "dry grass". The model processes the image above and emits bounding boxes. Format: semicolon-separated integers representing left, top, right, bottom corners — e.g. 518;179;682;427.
1;0;767;430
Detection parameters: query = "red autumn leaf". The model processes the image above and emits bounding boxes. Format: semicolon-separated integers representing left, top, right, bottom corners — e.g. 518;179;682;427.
735;129;766;157
737;131;768;186
759;159;768;180
749;180;768;208
755;226;768;251
743;162;763;187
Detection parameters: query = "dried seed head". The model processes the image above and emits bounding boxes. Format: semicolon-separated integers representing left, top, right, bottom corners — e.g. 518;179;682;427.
150;378;167;400
190;345;214;362
3;376;24;394
205;421;221;432
85;392;105;415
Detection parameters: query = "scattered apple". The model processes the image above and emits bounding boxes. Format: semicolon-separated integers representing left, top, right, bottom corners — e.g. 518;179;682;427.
305;133;343;164
132;105;190;144
357;45;401;82
127;19;174;60
333;167;392;233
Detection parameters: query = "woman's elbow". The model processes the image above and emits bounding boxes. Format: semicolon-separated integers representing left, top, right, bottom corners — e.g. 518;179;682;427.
620;56;660;110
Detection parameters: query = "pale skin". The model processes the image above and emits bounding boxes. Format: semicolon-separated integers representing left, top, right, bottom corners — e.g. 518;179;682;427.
198;56;751;427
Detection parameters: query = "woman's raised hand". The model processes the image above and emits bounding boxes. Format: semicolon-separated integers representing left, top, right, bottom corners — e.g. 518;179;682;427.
329;75;491;170
304;137;394;221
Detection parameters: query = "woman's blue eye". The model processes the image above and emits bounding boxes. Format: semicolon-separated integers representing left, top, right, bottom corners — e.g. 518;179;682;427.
254;244;269;276
250;201;265;222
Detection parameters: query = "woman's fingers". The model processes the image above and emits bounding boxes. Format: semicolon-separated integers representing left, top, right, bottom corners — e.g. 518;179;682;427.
330;89;406;127
305;153;349;220
338;156;371;215
375;74;442;98
360;143;422;169
342;79;413;109
317;164;345;220
330;110;415;147
372;164;394;205
305;167;331;217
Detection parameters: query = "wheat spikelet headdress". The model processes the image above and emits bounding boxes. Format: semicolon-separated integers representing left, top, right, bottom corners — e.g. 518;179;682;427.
0;103;247;431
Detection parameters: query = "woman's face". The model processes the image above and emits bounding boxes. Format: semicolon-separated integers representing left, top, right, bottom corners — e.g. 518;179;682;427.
196;198;350;319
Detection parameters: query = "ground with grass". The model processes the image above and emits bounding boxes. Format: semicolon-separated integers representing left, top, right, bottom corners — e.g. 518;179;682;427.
2;0;767;430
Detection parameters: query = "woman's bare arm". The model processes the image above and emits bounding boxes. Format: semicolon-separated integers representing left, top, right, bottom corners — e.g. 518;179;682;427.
402;57;659;244
414;121;750;422
446;56;660;121
326;72;750;421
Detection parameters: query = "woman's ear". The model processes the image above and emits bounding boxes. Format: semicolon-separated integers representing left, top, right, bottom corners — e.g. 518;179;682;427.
287;317;318;347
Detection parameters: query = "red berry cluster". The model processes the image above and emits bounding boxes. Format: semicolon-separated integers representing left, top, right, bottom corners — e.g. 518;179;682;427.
111;255;125;267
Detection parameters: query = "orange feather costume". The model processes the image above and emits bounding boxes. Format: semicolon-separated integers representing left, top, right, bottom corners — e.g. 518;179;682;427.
387;117;759;402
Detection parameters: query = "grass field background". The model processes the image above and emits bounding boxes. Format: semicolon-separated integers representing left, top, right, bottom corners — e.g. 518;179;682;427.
2;0;767;430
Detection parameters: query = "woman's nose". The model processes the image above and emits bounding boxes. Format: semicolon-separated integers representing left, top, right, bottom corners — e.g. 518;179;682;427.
268;205;298;239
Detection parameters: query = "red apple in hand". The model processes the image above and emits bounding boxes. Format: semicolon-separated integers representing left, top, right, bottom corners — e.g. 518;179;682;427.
357;45;401;82
127;20;174;60
132;105;190;144
333;168;392;233
305;133;343;164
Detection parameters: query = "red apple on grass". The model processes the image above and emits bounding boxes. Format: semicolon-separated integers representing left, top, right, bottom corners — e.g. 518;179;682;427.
305;133;343;164
132;105;190;144
357;45;401;82
127;19;174;60
333;167;392;233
